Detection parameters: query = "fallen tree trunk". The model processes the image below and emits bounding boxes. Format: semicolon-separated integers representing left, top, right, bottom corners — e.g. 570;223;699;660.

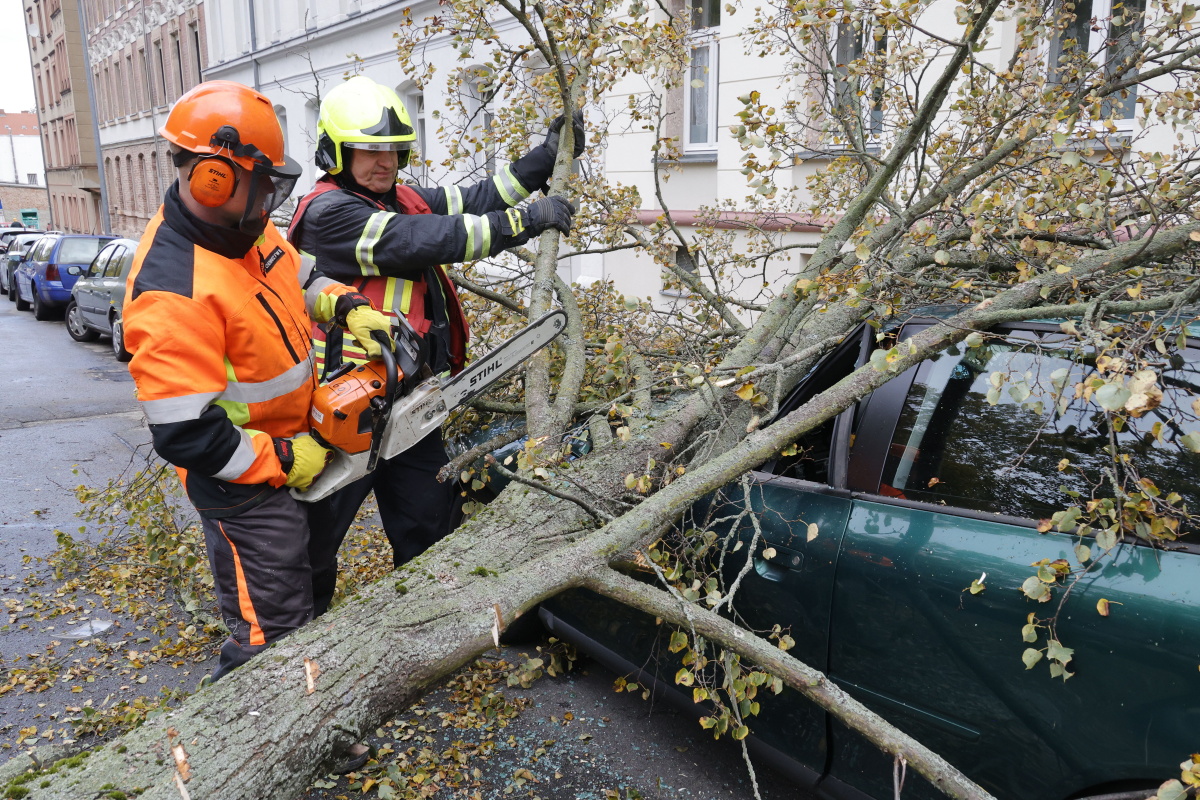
20;225;1199;800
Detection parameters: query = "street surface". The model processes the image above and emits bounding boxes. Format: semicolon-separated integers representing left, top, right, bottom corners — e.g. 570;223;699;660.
0;298;802;799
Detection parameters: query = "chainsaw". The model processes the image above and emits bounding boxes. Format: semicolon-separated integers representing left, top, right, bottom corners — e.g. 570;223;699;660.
293;309;567;502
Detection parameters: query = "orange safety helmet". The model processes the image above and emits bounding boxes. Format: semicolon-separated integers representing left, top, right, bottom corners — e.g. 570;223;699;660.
161;81;302;229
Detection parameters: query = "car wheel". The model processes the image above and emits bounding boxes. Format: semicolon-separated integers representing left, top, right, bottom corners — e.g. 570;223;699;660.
6;274;16;303
14;283;29;311
32;288;54;321
111;313;132;363
66;301;100;342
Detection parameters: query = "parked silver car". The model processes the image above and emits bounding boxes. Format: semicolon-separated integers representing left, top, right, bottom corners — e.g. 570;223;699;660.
65;238;138;362
1;232;44;300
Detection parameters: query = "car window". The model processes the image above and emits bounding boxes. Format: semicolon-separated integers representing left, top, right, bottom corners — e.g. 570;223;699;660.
89;246;113;278
767;331;866;483
877;335;1200;520
104;247;130;279
57;237;110;264
29;238;53;261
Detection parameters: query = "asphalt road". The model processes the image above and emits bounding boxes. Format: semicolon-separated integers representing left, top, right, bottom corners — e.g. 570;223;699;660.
0;296;804;799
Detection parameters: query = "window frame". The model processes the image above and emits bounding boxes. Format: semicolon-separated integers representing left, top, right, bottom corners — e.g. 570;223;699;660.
843;320;1200;546
682;1;720;153
1047;0;1147;126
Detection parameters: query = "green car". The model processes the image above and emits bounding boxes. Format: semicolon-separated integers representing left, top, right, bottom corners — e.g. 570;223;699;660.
535;314;1199;800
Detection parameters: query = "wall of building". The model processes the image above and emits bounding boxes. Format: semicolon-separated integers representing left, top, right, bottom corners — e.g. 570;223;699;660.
0;184;52;228
25;0;102;234
85;0;207;239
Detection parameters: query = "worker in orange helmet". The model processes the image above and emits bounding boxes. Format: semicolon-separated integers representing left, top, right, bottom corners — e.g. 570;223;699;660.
122;83;386;775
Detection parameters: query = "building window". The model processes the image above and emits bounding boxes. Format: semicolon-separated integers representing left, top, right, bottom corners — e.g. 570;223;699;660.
401;87;427;184
684;0;719;151
27;174;37;185
1049;0;1146;120
463;70;496;175
172;33;184;97
662;245;699;296
834;21;887;140
189;22;202;84
155;40;167;105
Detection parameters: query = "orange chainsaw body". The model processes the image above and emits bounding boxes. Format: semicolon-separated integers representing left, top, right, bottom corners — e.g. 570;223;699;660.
309;360;403;454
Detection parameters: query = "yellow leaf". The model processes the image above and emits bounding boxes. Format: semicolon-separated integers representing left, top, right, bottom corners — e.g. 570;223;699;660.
1190;230;1200;241
1097;598;1110;616
735;383;756;401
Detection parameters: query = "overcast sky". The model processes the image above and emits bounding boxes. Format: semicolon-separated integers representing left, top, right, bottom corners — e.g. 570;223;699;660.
0;0;38;115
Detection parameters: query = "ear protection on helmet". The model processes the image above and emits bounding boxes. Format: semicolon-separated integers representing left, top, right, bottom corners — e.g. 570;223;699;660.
187;155;238;207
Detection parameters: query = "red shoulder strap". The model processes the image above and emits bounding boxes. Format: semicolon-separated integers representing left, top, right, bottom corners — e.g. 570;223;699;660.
394;184;433;216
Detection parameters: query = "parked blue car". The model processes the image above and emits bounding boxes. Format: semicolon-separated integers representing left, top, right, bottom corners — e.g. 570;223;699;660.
15;234;116;320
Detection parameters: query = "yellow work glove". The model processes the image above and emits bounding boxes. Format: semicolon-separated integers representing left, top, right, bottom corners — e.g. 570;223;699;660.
335;292;392;358
274;433;332;491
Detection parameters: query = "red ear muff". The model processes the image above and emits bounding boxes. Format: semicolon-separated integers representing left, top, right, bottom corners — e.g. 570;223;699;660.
188;156;238;208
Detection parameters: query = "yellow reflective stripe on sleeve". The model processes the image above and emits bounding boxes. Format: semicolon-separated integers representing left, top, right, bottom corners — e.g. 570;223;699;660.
463;214;488;260
444;186;463;216
493;165;531;206
355;211;392;276
212;428;258;481
218;357;250;427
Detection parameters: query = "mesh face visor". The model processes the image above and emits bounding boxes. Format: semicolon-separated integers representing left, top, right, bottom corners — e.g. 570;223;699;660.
239;150;302;234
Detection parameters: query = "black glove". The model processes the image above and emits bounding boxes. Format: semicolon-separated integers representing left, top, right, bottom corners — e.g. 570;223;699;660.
523;196;576;236
543;110;586;160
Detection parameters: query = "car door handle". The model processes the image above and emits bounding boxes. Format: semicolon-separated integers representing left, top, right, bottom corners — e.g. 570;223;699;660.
754;551;804;582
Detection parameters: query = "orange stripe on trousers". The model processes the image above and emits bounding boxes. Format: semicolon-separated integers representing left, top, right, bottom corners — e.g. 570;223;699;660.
219;521;267;646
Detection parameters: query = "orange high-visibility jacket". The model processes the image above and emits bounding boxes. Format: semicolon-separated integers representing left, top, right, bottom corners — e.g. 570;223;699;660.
124;184;355;518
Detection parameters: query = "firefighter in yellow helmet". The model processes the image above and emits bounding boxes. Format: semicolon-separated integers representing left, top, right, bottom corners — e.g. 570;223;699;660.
289;75;583;615
122;82;391;720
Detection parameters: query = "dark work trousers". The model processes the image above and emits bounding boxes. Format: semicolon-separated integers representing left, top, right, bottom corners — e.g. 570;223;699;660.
201;488;314;682
306;429;456;617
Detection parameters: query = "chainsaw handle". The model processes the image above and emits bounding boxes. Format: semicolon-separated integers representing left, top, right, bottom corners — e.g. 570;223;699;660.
372;330;398;400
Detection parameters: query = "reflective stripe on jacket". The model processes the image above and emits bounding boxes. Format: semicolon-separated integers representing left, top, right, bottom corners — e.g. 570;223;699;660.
124;183;352;518
287;145;554;379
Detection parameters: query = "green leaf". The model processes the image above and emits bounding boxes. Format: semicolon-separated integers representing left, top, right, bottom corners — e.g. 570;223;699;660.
1021;623;1038;642
855;243;870;261
1022;576;1050;601
1022;648;1044;669
1074;543;1092;563
1179;431;1200;453
675;668;694;686
1008;381;1031;403
869;349;890;372
1046;639;1074;665
934;249;950;265
1061;150;1081;167
1095;382;1131;412
964;332;984;348
1153;780;1188;800
668;631;689;653
1096;528;1118;551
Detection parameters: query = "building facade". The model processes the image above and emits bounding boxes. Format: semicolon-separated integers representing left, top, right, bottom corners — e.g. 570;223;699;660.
0;110;50;227
84;0;208;239
25;0;103;234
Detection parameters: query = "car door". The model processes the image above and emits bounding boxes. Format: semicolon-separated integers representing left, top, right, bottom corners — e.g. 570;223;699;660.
688;327;872;776
97;244;132;332
824;324;1200;800
76;245;113;324
18;236;52;297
